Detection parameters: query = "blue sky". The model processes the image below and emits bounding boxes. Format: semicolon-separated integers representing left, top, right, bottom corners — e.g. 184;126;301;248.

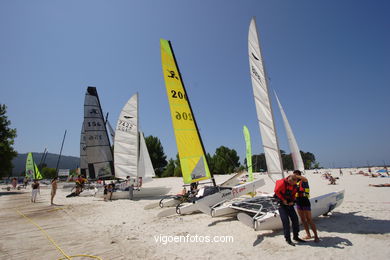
1;0;389;168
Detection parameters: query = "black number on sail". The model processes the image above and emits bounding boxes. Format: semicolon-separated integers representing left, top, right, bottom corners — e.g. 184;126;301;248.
171;90;187;100
117;120;133;132
175;111;193;121
88;121;101;127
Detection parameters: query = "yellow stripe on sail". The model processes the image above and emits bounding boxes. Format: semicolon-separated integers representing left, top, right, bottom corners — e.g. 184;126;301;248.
160;39;211;184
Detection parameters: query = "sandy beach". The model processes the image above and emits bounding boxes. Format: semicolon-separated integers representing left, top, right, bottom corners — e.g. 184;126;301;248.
1;169;390;260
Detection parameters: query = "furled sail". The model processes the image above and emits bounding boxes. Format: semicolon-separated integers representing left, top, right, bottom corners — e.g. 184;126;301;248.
274;91;305;172
106;120;115;142
248;18;284;179
138;131;156;180
243;125;253;181
80;121;89;178
83;86;114;179
160;39;212;184
114;93;138;180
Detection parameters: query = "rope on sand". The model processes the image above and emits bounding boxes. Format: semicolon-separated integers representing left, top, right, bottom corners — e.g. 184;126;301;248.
15;209;102;260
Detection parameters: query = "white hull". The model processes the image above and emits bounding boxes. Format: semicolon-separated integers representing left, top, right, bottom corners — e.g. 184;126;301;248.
158;178;265;217
95;186;171;200
237;190;345;231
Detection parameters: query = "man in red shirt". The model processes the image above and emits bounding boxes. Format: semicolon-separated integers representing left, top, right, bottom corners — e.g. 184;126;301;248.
274;174;306;246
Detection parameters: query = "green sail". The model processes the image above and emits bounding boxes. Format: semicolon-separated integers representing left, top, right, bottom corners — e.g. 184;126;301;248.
34;162;43;179
25;152;42;180
243;126;253;181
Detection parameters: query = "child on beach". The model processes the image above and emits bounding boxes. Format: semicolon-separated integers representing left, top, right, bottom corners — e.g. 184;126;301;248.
11;178;17;189
51;177;58;205
31;180;40;203
107;183;114;201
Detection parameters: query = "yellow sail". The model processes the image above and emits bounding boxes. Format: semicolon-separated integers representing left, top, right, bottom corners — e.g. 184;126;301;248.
160;39;211;184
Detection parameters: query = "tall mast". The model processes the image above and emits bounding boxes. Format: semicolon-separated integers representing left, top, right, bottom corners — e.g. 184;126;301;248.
168;41;216;187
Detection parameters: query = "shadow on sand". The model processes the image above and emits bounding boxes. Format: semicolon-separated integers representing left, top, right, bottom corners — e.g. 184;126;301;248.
252;231;353;249
316;211;390;235
251;211;387;247
208;217;237;227
304;236;353;249
253;230;280;246
0;191;24;196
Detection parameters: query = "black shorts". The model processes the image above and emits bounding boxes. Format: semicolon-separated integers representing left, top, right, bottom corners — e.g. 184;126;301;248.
296;196;311;210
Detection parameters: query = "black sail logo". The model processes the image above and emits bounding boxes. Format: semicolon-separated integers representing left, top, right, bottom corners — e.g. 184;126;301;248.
167;70;178;80
89;109;99;115
252;53;259;61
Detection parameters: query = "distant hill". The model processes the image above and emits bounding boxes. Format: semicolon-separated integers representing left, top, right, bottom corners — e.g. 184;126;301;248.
12;153;80;176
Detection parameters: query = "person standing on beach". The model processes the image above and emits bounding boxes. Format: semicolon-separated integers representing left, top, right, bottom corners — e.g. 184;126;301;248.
107;183;114;201
11;177;17;189
274;175;306;246
293;170;320;242
31;180;40;203
51;177;58;205
23;177;29;188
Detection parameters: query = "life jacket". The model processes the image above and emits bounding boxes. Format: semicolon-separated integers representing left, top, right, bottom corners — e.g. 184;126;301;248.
274;178;298;203
296;180;310;198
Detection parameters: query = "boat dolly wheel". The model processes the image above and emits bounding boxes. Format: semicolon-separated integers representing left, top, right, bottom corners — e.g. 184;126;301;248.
176;203;183;215
159;198;165;208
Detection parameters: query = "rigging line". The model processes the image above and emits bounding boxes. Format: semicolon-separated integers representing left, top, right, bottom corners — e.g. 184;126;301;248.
15;208;103;260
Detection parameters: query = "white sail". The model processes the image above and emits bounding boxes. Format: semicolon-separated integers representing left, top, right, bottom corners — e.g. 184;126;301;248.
248;17;284;179
84;87;114;179
80;121;89;178
274;92;305;172
138;131;155;181
114;93;139;180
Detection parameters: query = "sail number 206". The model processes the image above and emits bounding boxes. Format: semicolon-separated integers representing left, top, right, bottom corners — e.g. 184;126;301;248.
171;90;187;100
175;111;193;121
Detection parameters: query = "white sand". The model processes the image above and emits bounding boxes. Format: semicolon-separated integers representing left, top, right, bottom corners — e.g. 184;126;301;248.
1;169;390;260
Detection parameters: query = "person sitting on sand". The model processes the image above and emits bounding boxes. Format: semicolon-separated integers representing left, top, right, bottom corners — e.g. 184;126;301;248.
329;175;337;185
369;183;390;187
31;180;40;203
293;170;320;242
180;186;187;196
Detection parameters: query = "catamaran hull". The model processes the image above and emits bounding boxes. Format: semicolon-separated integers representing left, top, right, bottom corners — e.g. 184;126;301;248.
95;187;171;200
237;190;345;231
158;178;266;217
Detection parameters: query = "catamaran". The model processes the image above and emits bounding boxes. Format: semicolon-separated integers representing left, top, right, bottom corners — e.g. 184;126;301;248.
95;93;170;199
209;18;344;230
156;39;265;217
25;152;43;180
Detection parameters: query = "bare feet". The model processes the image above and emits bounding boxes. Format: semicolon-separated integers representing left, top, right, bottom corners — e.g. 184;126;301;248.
303;235;312;240
314;237;320;242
